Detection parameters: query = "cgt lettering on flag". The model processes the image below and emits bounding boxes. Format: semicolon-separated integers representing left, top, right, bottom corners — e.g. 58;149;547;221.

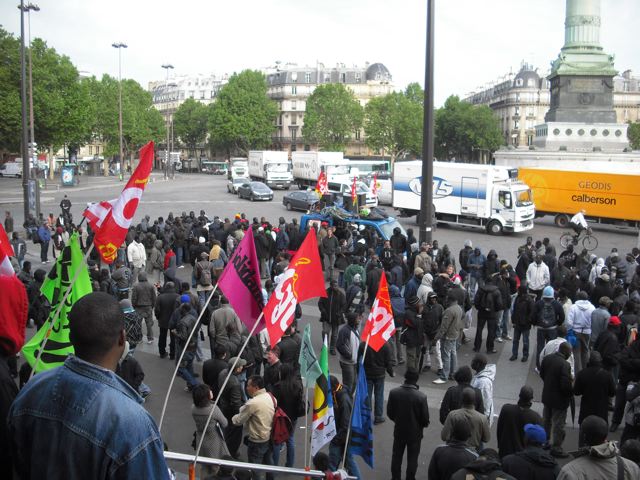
361;273;395;352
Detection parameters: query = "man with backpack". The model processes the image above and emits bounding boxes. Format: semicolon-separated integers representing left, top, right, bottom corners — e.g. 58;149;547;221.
195;251;215;309
533;286;565;370
473;275;504;355
423;292;444;379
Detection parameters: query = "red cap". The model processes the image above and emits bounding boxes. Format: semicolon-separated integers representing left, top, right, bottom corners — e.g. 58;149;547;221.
609;316;621;326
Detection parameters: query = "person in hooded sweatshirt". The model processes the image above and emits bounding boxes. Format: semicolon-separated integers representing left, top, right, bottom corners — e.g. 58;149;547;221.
473;275;503;354
567;290;595;373
467;247;486;297
450;448;515;480
496;386;543;459
470;354;496;427
557;415;640;480
429;418;478;480
502;424;559;480
417;272;434;306
481;250;500;281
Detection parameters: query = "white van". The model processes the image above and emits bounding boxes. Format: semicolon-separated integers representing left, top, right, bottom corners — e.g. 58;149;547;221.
0;162;23;178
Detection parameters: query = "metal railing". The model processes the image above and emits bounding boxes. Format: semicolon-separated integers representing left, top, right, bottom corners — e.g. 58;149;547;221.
164;451;357;479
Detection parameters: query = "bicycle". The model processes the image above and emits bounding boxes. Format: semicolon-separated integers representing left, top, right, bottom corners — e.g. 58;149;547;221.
559;228;598;252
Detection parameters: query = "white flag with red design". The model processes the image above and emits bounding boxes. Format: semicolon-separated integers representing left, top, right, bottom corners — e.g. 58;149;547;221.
83;141;154;263
0;224;15;276
361;273;395;351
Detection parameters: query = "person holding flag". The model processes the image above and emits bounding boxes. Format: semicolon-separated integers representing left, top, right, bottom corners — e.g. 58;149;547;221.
316;171;329;197
348;363;374;473
329;374;361;479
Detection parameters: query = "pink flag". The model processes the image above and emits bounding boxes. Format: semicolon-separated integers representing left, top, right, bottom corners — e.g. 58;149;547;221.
218;228;264;331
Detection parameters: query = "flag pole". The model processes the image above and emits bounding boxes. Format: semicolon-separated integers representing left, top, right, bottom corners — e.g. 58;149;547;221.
158;283;219;431
303;384;310;477
341;332;370;468
29;240;95;379
193;311;264;469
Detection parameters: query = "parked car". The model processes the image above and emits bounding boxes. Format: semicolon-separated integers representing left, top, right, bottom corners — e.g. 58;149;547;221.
0;162;22;178
227;177;250;194
282;190;319;211
237;181;273;201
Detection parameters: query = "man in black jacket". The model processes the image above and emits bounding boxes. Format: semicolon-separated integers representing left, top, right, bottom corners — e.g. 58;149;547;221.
154;282;179;359
328;376;360;479
611;337;640;432
428;418;478;480
202;343;229;398
359;340;394;424
473;275;504;354
439;366;484;424
318;280;346;355
502;423;559;480
496;385;543;458
540;342;573;458
388;370;430;480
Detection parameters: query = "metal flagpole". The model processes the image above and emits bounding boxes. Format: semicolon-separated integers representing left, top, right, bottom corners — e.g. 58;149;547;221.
193;312;264;469
303;385;310;477
158;283;219;431
29;241;95;378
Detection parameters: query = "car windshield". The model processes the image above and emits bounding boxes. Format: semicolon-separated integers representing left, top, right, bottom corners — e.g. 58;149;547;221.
378;220;407;240
515;188;533;207
251;182;269;192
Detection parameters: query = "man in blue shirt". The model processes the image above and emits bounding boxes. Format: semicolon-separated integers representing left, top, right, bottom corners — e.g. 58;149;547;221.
8;292;171;479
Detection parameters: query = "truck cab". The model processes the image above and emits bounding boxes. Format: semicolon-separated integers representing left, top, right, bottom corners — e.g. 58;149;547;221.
327;179;378;207
487;184;535;234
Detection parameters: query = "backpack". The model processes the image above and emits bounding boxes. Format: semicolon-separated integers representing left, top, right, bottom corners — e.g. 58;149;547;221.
268;393;292;444
474;288;495;313
197;261;213;286
538;301;557;329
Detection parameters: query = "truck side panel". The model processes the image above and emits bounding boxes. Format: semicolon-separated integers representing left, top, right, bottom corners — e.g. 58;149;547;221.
518;168;640;222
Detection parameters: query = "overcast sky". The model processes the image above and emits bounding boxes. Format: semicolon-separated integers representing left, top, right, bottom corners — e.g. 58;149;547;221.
1;0;638;106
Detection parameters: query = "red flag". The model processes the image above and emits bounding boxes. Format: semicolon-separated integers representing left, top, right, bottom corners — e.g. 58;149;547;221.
361;273;395;351
371;172;378;197
0;224;15;276
264;229;326;347
315;171;328;196
83;142;154;263
351;176;357;201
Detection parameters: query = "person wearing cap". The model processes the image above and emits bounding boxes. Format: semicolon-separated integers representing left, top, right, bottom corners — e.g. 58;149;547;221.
414;243;433;276
590;296;612;348
533;286;565;370
502;423;559;480
404;267;423;300
591;271;614;305
388;370;431;480
429;417;478;480
496;386;543;459
558;415;640;480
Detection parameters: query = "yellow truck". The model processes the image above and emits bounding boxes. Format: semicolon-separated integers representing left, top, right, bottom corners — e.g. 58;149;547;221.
517;162;640;228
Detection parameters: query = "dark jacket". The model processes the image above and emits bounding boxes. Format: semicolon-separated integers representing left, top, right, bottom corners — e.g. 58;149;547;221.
428;442;478;480
217;369;243;417
278;335;300;369
448;284;472;312
116;355;144;392
131;279;156;308
474;283;503;317
331;386;352;447
402;305;423;348
358;342;393;380
1;355;18;479
540;352;573;409
511;293;535;329
590;278;614;307
439;383;485;424
387;383;429;440
154;289;180;329
450;458;516;480
594;328;621;368
318;287;346;326
271;377;304;421
532;299;565;329
202;358;228;397
496;402;543;458
573;363;616;423
619;338;640;384
502;446;560;480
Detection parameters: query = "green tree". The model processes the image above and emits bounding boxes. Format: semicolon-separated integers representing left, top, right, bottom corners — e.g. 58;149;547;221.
0;28;21;153
302;83;364;151
173;98;208;165
364;90;423;163
628;121;640;150
404;82;424;105
208;70;277;155
434;95;502;161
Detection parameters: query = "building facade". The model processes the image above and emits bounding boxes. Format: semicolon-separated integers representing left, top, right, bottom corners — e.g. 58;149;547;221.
464;64;640;148
264;62;394;155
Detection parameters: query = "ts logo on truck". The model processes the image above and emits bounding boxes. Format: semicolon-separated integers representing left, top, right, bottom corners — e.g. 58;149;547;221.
408;176;453;199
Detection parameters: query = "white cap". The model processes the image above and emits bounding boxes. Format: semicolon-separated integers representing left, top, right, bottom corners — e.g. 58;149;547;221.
198;237;205;244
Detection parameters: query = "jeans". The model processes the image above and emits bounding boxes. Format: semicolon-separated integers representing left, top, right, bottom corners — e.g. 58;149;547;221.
389;329;405;365
177;349;198;388
496;308;511;338
247;440;272;480
543;405;567;449
272;419;296;467
324;253;336;281
440;339;457;379
329;442;361;480
158;328;175;357
512;326;530;358
322;322;339;353
573;332;590;374
40;240;49;262
367;377;385;420
175;246;184;266
536;328;558;369
405;345;421;372
136;306;154;340
474;313;498;352
340;361;356;396
391;435;421;480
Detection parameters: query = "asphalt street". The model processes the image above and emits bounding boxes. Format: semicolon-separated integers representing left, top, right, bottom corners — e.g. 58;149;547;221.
4;172;637;479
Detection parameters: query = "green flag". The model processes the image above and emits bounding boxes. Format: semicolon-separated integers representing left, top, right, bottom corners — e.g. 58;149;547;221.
298;323;323;388
22;233;92;372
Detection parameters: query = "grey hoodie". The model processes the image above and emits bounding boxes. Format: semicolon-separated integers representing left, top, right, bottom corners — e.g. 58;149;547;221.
417;273;434;305
557;441;640;480
471;364;496;426
567;300;595;334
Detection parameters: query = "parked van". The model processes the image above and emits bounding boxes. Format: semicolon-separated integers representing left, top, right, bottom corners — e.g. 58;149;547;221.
0;161;22;178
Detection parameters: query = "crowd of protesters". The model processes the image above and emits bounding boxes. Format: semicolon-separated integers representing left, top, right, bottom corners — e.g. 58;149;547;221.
2;200;640;479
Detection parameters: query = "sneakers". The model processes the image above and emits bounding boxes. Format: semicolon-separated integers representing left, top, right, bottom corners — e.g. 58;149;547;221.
502;335;513;341
488;349;498;354
146;339;154;344
177;265;185;269
159;353;167;359
495;337;504;343
433;378;447;384
509;355;517;361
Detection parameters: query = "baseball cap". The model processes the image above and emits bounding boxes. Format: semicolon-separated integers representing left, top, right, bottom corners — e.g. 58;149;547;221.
228;357;247;369
609;316;621;326
524;424;546;444
542;286;554;299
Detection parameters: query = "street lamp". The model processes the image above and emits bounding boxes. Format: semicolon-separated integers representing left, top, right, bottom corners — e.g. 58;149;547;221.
161;63;174;180
112;42;127;177
18;1;31;223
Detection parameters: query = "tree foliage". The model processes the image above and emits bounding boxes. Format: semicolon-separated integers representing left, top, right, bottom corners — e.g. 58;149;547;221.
364;88;423;162
628;121;640;150
208;70;277;155
434;95;503;161
173;98;208;153
0;28;22;152
302;83;364;152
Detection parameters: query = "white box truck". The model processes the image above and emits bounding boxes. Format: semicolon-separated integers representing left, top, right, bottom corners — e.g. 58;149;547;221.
248;151;292;189
291;151;351;189
393;161;535;234
228;157;248;180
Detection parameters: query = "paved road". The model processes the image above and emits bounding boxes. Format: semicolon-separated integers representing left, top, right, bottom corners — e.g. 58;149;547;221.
7;172;634;478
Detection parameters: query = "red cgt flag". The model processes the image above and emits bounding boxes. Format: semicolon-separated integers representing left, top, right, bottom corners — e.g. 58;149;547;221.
361;273;395;351
264;228;326;347
83;141;154;263
315;171;328;196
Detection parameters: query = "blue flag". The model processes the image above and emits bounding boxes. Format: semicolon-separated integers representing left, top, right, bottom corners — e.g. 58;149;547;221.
349;363;374;468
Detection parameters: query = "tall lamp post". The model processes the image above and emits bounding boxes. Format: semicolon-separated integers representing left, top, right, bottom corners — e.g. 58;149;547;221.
18;0;31;223
161;63;174;180
112;42;127;177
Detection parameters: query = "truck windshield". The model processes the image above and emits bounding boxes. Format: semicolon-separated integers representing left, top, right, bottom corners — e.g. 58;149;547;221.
326;165;349;176
267;164;289;172
514;189;533;207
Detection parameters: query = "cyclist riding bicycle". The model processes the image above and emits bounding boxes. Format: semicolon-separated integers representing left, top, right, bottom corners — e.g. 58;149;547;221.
570;209;590;240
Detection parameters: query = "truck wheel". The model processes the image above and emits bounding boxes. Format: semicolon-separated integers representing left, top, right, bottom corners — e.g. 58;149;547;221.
554;214;569;228
486;220;503;235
